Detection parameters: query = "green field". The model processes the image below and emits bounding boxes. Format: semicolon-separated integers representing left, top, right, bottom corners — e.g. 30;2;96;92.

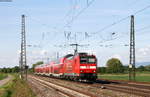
0;73;7;80
98;72;150;82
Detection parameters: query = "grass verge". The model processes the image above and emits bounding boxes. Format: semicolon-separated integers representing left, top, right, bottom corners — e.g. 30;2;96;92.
0;74;35;97
98;72;150;82
0;73;8;80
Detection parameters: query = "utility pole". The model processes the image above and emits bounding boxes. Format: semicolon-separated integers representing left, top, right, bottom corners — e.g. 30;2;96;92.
20;14;28;80
129;15;136;81
19;52;23;79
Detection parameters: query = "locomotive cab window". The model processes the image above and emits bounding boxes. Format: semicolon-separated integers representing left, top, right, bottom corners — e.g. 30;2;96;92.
88;58;96;64
80;57;87;64
80;56;96;64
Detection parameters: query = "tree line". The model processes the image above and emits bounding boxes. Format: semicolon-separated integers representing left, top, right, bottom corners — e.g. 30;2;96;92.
0;61;44;74
0;58;150;74
0;66;20;73
98;58;150;74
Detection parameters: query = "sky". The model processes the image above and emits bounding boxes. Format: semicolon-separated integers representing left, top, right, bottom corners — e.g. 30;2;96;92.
0;0;150;67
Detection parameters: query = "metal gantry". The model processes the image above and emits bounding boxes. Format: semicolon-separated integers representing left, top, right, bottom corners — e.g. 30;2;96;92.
129;15;136;81
70;43;79;54
20;14;27;80
69;43;89;55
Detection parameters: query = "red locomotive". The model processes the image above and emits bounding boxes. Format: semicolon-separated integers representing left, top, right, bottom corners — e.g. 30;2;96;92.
35;52;97;81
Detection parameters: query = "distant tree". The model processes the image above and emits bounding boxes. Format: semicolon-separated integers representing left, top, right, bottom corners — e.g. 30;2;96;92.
137;65;145;72
36;61;44;65
0;66;20;73
12;66;20;73
97;67;106;74
145;65;150;71
7;68;12;73
106;58;124;73
31;61;43;72
33;61;43;67
2;67;7;73
123;65;129;73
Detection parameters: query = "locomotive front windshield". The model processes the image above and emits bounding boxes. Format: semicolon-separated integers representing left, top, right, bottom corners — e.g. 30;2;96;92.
80;56;96;64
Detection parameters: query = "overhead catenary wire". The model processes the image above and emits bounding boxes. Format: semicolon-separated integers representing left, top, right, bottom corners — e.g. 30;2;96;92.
9;1;149;50
61;3;150;49
27;0;96;49
64;0;96;28
61;0;149;47
94;4;150;35
93;16;130;35
53;0;76;29
96;23;150;47
80;4;150;45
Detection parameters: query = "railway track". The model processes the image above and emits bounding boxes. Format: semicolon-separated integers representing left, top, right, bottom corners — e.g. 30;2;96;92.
96;79;150;97
32;75;150;97
94;83;150;97
98;79;150;85
29;75;97;97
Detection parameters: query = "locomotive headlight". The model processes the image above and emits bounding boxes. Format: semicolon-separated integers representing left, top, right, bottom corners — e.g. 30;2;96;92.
93;70;96;72
80;66;86;69
80;70;84;72
90;66;96;69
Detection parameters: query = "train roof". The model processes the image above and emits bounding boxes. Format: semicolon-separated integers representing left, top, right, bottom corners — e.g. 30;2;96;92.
64;54;74;58
77;52;88;55
64;52;95;57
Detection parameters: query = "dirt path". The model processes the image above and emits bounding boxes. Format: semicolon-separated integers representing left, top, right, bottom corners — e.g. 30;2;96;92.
0;75;13;86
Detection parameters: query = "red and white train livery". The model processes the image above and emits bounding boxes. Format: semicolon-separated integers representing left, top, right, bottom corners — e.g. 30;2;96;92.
34;52;97;81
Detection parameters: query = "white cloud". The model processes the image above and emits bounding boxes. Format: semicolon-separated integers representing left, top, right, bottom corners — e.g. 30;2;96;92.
40;49;47;55
110;54;122;60
137;46;150;56
136;46;150;62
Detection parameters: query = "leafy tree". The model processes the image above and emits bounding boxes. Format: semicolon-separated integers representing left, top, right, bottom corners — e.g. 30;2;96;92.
7;68;12;73
0;66;20;73
12;66;20;73
36;61;44;65
145;65;150;71
106;58;124;73
30;61;43;72
97;67;106;73
137;65;145;72
32;61;43;68
123;65;129;73
1;67;7;73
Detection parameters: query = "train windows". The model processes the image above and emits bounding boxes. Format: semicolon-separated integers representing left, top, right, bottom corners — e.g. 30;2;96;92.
80;56;96;64
88;58;96;63
80;57;87;64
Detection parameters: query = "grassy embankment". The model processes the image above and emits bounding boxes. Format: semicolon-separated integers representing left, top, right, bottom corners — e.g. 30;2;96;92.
0;73;8;80
0;74;35;97
98;72;150;82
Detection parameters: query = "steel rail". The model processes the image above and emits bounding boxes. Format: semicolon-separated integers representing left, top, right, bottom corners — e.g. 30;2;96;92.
29;75;96;97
